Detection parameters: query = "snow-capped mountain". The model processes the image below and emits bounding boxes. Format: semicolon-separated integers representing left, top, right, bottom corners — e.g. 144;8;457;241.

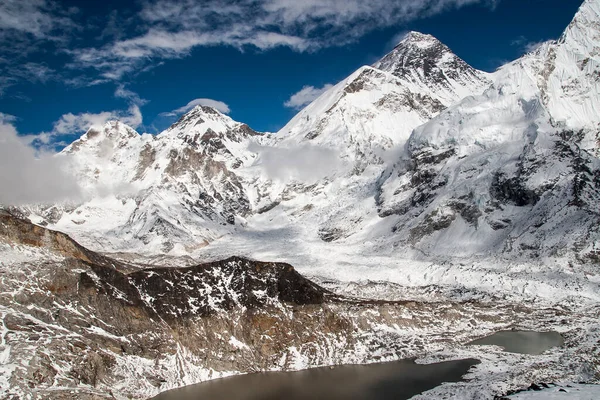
373;31;491;105
278;31;491;161
22;29;494;256
28;106;262;254
377;0;600;260
243;32;492;245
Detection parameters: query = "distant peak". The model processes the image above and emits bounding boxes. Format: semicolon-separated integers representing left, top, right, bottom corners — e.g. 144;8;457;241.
166;104;233;134
62;120;140;153
373;31;456;77
189;105;224;116
395;31;440;48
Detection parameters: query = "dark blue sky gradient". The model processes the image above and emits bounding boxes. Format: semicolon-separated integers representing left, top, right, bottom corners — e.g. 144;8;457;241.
0;0;584;143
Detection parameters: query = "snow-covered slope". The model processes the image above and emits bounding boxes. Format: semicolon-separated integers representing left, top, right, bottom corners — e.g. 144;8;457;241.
545;0;600;133
29;106;262;254
377;0;600;261
244;33;492;244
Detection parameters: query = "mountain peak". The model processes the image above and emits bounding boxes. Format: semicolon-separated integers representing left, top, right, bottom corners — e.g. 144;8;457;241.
160;102;259;145
558;0;600;48
374;31;462;77
372;32;490;106
188;104;225;117
163;104;235;137
395;31;440;49
62;120;140;154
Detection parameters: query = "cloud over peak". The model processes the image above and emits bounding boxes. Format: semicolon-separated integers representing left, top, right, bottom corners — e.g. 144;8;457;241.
284;84;334;109
160;98;231;117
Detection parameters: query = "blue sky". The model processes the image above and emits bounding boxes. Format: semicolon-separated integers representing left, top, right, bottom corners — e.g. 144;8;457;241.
0;0;584;149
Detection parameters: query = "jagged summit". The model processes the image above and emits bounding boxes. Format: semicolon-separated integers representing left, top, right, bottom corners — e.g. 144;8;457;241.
167;105;228;130
560;0;600;45
278;32;490;152
63;120;141;154
375;31;469;76
394;31;440;48
161;104;260;145
373;31;491;105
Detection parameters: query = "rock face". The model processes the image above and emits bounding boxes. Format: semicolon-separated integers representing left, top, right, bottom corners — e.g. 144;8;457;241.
84;256;329;322
377;0;600;260
373;31;491;106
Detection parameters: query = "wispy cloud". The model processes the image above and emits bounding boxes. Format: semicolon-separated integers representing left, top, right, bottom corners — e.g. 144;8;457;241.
0;0;77;40
1;0;501;95
160;98;231;116
0;0;78;94
284;84;334;109
115;85;148;106
0;113;17;123
68;0;498;81
10;62;56;83
21;105;143;151
511;35;548;54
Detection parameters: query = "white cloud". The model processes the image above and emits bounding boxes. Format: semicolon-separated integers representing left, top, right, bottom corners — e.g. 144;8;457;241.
69;0;496;81
0;115;81;205
0;0;74;39
511;35;548;55
53;105;143;135
160;98;231;117
249;142;345;183
71;28;308;80
284;84;334;109
114;85;148;106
